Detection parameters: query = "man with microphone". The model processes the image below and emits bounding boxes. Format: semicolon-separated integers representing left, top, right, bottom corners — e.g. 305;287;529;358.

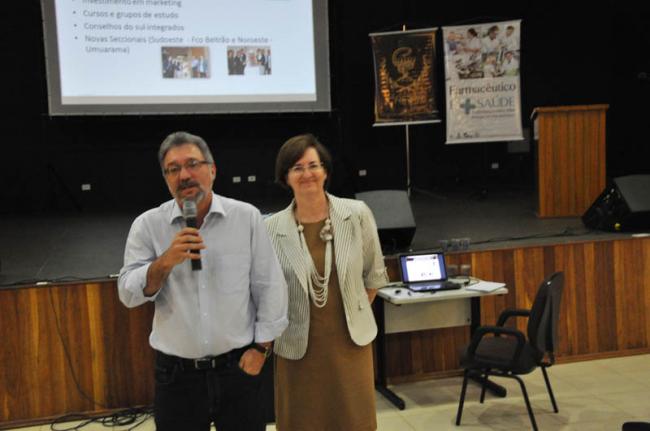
118;131;288;431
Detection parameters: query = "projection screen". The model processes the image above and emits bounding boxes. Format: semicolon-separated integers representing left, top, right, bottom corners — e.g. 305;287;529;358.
41;0;331;115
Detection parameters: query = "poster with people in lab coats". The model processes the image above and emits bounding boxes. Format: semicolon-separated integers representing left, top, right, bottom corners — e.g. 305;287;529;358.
443;20;523;143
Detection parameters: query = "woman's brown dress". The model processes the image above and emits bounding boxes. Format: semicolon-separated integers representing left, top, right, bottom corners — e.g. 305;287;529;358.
274;220;376;431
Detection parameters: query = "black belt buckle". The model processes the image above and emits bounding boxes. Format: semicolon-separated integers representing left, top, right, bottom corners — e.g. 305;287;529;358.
193;357;216;370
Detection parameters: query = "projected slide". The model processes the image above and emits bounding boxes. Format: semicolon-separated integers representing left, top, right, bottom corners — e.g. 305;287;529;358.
42;0;330;114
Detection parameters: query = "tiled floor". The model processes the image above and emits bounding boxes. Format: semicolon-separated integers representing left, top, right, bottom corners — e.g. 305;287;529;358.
8;354;650;430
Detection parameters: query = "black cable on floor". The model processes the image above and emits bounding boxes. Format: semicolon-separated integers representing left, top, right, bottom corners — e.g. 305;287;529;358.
50;407;153;430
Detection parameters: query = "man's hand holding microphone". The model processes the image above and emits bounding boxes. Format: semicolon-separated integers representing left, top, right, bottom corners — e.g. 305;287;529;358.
144;198;204;296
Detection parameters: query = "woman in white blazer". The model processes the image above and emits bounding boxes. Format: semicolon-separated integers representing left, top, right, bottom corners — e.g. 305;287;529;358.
265;134;388;431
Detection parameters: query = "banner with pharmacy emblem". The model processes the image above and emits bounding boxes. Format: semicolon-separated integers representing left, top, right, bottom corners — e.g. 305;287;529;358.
370;28;440;126
443;20;523;143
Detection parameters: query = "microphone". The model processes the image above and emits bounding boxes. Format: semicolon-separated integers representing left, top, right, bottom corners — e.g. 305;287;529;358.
182;198;202;271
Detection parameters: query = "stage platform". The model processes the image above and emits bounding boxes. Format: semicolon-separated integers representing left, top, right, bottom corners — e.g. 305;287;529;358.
0;185;639;288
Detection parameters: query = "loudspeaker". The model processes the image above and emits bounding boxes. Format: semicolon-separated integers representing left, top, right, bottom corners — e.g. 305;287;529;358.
355;190;416;252
582;175;650;232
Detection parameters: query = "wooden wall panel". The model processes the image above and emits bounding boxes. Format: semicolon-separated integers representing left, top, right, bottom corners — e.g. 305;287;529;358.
383;237;650;382
593;241;618;353
644;242;650;347
385;327;470;382
613;240;647;350
0;282;154;426
2;236;649;425
534;104;608;217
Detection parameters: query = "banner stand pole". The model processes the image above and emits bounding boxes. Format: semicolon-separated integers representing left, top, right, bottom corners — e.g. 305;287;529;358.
405;124;411;197
401;24;412;198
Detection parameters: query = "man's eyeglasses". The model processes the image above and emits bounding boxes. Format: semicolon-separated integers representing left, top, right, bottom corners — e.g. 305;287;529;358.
289;162;324;175
163;159;211;176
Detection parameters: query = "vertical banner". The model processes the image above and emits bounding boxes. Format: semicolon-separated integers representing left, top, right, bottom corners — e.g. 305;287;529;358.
443;20;523;144
370;28;440;126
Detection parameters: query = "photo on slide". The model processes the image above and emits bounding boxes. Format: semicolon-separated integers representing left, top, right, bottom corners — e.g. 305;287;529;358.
227;46;272;76
161;47;210;79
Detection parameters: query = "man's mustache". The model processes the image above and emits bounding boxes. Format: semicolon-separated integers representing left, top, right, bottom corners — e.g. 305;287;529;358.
177;180;200;193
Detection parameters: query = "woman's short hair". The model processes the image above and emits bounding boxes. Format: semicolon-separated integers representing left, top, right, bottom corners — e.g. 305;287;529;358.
158;131;214;174
274;133;332;190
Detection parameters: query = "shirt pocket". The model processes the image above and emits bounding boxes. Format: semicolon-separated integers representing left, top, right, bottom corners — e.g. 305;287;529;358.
211;252;251;293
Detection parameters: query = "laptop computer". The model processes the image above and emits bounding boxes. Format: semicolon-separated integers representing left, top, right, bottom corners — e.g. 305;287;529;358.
398;251;462;292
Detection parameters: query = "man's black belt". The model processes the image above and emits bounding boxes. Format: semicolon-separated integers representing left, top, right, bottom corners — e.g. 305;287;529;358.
157;346;248;371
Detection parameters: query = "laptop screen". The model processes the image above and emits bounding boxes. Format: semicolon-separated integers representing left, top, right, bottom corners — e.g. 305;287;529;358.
399;252;448;283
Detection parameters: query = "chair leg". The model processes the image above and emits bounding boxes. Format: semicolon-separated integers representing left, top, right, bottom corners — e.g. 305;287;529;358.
541;365;559;413
456;369;470;425
513;375;538;431
480;368;490;403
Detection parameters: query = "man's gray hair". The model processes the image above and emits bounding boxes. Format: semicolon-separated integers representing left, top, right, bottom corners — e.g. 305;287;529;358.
158;131;215;173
